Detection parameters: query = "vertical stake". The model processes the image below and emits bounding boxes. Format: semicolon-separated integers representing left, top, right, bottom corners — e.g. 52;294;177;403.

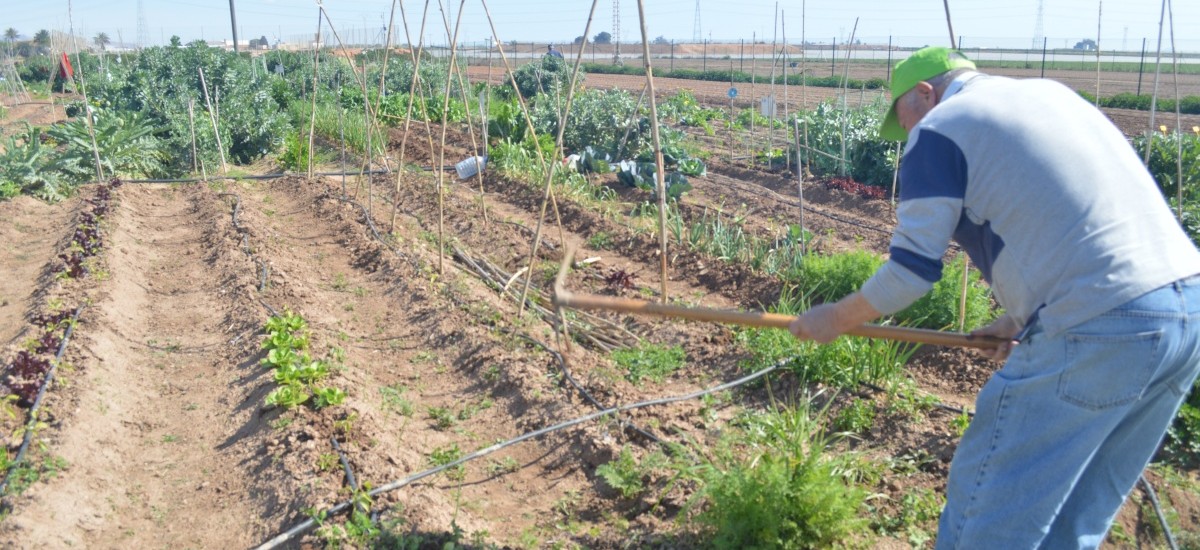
635;0;670;304
198;67;228;175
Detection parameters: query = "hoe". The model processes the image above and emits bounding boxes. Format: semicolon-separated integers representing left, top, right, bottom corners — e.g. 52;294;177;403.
551;250;1006;350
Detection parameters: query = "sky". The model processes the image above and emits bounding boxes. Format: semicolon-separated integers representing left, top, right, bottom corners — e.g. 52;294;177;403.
4;0;1198;52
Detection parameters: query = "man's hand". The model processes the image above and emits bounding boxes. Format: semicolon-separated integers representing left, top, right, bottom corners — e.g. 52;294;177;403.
789;292;882;344
789;303;846;343
971;315;1022;362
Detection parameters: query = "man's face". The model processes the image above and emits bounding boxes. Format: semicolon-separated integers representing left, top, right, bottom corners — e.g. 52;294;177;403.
895;81;939;136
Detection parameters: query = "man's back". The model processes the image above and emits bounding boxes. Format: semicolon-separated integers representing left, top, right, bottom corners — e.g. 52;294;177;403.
901;74;1200;334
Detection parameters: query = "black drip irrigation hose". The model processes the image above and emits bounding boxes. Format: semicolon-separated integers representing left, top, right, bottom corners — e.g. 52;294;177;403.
254;360;785;549
1140;474;1180;550
121;166;466;185
123;170;394;185
218;193;271;292
331;437;371;519
516;333;666;447
327;191;421;272
0;305;85;504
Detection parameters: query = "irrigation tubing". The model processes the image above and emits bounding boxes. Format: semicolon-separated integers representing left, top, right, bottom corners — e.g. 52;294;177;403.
330;436;371;518
122;170;393;184
1140;474;1180;550
0;305;85;503
219;193;271;292
254;359;783;549
121;166;467;185
516;333;665;447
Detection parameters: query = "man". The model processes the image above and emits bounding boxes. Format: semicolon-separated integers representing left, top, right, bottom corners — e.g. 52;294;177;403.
789;46;1200;549
546;44;564;59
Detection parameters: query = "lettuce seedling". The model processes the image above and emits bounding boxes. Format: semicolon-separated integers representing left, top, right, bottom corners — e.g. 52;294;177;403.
265;383;310;409
313;387;346;409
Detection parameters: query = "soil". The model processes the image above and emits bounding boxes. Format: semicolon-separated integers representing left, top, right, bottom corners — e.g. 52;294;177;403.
0;64;1197;549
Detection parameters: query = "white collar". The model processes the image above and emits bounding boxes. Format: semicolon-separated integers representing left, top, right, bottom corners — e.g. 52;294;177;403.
940;70;981;102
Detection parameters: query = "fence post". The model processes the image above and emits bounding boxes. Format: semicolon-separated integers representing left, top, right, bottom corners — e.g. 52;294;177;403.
831;37;837;77
887;36;892;82
1040;37;1048;78
1137;37;1147;95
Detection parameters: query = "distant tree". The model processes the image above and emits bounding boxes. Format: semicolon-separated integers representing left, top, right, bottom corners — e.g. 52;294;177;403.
1073;38;1097;51
259;35;269;50
93;32;110;51
169;35;182;48
573;35;585;45
4;28;17;56
653;35;669;45
33;28;50;49
593;31;612;44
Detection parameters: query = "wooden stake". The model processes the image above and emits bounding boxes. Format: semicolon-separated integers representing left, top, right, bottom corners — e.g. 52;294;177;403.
198;67;228;175
188;99;199;175
479;0;572;317
432;0;470;275
390;0;434;233
635;0;670;304
66;0;105;183
308;8;322;179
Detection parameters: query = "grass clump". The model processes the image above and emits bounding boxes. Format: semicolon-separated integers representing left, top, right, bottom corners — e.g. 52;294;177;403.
735;298;917;390
787;249;996;331
835;398;878;434
610;343;686;385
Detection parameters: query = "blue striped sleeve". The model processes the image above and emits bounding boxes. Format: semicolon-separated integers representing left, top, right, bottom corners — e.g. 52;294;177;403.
889;246;943;283
860;127;968;314
900;129;968;201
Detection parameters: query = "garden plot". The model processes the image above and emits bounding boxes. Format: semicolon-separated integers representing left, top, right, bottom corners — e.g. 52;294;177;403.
0;184;300;548
0;196;77;345
1;36;1197;548
359;109;1198;545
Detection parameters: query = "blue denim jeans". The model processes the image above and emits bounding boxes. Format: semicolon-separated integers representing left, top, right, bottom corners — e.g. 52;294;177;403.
936;277;1200;550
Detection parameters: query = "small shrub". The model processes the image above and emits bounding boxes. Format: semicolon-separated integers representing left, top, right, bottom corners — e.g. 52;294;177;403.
835;398;877;434
595;447;647;499
1162;380;1200;468
686;403;868;549
1131;129;1200;200
428;444;466;481
791;249;884;304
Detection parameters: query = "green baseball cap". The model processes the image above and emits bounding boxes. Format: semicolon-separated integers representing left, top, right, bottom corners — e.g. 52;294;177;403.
880;46;976;141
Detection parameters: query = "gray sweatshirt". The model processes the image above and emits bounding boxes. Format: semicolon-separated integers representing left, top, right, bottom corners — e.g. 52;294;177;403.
860;72;1200;336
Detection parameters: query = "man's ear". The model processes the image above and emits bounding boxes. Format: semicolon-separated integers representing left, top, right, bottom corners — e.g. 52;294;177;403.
912;81;937;106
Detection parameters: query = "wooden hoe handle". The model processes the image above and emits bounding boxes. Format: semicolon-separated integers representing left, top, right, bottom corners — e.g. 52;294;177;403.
551;251;1005;350
552;289;1004;349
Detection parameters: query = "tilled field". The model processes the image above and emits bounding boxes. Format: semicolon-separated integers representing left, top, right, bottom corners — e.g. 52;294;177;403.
1;111;1198;548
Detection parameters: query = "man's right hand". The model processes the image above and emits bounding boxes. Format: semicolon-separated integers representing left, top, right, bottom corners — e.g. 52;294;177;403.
971;315;1022;362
